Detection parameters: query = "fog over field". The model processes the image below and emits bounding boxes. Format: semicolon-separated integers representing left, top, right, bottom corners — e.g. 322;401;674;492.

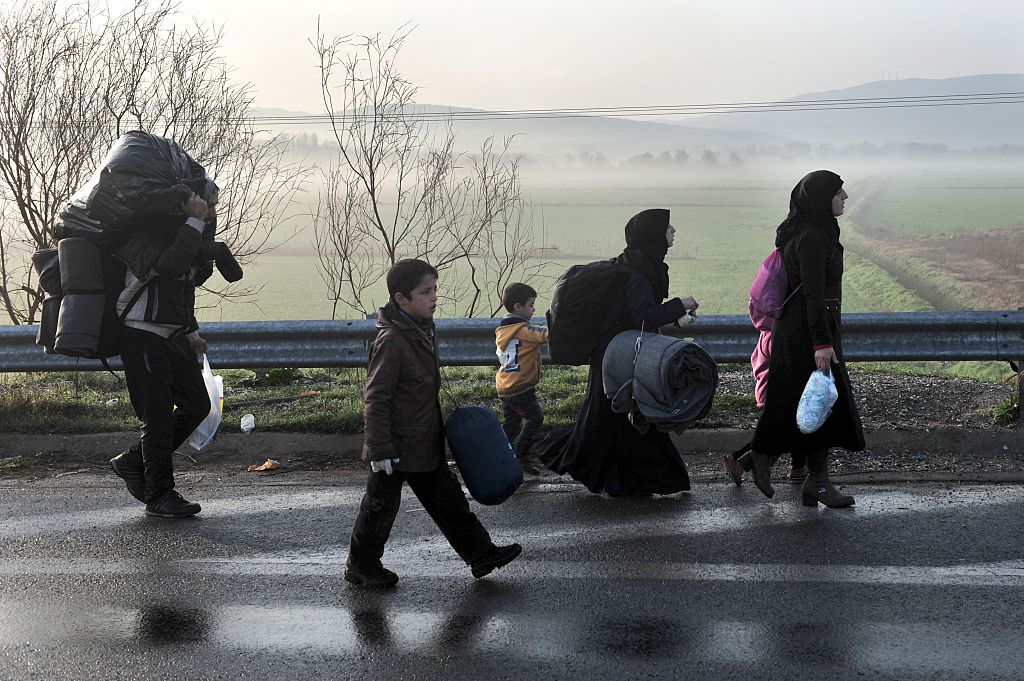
220;71;1023;324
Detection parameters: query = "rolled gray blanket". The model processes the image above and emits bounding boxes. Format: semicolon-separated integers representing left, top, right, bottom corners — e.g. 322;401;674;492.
35;295;61;352
603;330;718;433
57;238;103;293
54;293;104;357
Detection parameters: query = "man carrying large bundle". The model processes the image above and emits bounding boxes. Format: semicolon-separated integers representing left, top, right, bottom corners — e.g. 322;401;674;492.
54;131;242;518
109;187;223;518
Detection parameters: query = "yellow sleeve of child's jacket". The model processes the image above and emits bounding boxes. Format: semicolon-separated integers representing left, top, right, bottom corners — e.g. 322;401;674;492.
515;323;549;345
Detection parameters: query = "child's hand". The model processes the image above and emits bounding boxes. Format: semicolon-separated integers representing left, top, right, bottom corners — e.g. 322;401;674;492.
371;458;400;475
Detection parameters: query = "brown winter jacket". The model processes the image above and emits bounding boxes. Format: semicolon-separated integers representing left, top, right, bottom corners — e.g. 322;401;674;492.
361;302;445;472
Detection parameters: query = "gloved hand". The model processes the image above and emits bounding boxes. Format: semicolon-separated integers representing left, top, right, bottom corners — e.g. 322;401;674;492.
370;458;400;475
197;241;244;283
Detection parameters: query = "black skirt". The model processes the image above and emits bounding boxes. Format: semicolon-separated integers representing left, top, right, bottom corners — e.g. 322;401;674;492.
537;349;691;496
752;303;865;455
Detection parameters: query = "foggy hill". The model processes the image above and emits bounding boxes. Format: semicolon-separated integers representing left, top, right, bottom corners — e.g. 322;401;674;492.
254;105;790;160
685;74;1024;148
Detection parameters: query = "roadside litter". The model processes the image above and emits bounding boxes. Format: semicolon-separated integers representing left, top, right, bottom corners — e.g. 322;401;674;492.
247;458;280;472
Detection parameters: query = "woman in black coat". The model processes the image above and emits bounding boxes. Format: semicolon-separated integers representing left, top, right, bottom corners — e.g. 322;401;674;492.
747;170;865;507
538;208;699;496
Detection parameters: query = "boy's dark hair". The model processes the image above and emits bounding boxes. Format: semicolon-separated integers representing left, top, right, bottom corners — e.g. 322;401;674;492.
502;282;537;313
387;259;438;301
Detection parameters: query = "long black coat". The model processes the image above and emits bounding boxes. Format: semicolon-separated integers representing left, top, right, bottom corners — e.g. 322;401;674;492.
751;228;865;455
538;272;690;496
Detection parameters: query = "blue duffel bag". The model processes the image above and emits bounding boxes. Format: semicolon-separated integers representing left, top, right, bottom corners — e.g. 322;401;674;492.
445;406;523;505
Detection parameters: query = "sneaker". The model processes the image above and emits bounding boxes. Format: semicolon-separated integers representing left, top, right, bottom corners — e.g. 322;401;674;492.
471;543;523;579
145;490;201;518
787;467;809;482
723;453;746;486
517;456;541;475
344;565;399;589
110;453;146;502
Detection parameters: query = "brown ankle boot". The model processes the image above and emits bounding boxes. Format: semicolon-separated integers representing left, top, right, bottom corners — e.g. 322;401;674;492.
749;452;777;498
801;471;855;508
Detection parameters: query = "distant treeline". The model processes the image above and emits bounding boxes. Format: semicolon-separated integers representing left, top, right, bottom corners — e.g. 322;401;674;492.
284;132;1024;169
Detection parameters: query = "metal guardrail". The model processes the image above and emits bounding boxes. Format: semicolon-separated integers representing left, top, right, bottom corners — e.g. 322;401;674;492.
1;310;1023;372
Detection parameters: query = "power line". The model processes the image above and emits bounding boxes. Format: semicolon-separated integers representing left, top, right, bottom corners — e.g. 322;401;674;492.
251;91;1024;125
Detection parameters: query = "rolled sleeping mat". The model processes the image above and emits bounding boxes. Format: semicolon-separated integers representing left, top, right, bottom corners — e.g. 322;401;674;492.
54;293;104;357
31;249;63;296
35;295;61;353
602;330;639;402
602;330;718;432
445;406;523;505
631;335;718;429
57;237;103;293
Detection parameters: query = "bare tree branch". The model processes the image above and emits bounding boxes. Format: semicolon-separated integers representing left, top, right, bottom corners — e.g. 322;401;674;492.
0;0;311;324
310;28;539;317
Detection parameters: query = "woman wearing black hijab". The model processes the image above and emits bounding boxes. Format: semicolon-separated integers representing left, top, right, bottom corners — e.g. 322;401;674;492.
538;208;698;496
746;170;865;507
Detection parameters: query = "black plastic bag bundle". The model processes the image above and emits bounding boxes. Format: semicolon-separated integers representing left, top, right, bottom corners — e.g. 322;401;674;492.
60;131;209;242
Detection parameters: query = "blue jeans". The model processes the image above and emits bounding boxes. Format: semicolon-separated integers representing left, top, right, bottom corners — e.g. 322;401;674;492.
501;389;544;458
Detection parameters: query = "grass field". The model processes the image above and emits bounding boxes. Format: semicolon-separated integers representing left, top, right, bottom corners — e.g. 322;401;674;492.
852;169;1024;236
187;165;1024;384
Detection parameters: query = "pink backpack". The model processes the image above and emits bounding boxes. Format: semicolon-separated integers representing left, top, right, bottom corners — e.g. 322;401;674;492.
748;248;801;332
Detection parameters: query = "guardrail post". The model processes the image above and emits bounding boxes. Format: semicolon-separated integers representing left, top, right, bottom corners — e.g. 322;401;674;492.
1018;308;1024;429
1017;362;1024;429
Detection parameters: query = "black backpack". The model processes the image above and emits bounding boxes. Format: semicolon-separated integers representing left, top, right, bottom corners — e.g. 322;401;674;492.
546;259;624;365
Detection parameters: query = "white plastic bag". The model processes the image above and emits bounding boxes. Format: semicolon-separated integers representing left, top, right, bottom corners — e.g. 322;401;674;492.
796;369;838;434
187;353;223;450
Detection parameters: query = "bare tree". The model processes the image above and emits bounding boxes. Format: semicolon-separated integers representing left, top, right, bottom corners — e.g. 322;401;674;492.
0;0;308;325
311;28;540;318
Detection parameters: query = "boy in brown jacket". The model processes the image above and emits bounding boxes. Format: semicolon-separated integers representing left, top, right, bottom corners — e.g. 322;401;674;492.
345;259;523;588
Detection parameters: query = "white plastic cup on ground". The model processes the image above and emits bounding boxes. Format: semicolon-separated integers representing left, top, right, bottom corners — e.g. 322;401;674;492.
241;413;255;433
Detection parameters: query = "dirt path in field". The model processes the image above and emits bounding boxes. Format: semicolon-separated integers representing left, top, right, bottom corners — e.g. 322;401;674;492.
850;226;1024;310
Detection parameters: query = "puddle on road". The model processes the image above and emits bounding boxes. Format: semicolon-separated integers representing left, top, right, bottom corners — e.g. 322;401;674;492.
3;597;1024;676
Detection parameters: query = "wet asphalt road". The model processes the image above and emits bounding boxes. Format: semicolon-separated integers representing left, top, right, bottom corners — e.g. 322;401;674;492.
1;475;1024;680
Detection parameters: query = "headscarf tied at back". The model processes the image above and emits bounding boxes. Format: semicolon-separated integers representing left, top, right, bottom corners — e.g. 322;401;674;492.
616;208;670;300
775;170;843;250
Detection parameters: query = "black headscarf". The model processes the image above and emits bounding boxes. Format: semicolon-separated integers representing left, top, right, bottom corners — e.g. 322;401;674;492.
616;208;670;300
775;170;843;250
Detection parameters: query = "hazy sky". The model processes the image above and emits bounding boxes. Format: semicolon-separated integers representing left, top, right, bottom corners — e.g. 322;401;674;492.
113;0;1024;112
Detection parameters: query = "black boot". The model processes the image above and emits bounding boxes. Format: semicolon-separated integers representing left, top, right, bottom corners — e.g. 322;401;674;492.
748;452;777;498
471;543;523;579
801;471;855;508
344;564;399;589
110;450;146;502
145;490;201;518
801;449;854;508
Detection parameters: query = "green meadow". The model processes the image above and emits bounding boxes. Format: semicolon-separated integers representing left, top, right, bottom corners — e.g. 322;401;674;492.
852;168;1024;235
190;165;1022;382
208;167;1008;323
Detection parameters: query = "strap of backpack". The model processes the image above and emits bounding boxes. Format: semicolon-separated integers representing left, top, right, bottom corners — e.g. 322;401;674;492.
99;280;155;381
780;283;803;310
117;278;154;324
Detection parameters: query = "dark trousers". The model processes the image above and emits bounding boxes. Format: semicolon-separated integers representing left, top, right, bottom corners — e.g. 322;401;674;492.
501;389;544;458
119;327;210;502
347;461;494;570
